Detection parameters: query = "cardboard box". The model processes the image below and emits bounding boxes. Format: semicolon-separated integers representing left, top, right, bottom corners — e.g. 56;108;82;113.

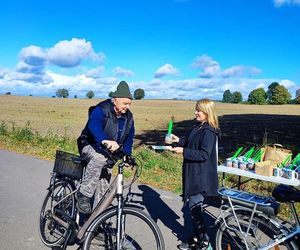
255;160;274;176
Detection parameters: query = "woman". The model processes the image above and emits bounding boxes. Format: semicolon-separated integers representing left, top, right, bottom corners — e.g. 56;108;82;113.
170;98;221;250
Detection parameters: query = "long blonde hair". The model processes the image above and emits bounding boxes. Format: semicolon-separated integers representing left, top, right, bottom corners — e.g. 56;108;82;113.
195;99;219;129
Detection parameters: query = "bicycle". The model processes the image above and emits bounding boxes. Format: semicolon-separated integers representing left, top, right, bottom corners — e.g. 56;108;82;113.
215;184;300;250
39;146;165;250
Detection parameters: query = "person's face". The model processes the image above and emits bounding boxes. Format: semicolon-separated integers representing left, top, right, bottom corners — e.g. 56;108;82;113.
113;98;132;115
194;107;207;123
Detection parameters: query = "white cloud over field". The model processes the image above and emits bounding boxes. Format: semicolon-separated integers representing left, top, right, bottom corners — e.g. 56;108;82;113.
0;38;298;99
154;64;180;78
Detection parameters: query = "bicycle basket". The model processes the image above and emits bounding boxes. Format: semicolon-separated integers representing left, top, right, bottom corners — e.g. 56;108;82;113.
53;150;83;180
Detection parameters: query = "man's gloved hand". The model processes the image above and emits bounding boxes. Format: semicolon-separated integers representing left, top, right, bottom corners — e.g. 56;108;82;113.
102;140;120;152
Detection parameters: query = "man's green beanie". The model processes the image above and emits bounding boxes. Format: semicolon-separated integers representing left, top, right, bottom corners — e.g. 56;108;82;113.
111;81;133;99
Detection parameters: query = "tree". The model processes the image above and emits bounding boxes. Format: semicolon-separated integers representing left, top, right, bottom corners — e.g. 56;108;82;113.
295;96;300;104
134;88;145;100
5;92;11;95
296;89;300;98
232;91;243;103
269;85;291;104
56;89;69;98
248;88;267;104
108;91;114;98
74;95;77;99
267;82;279;103
222;90;233;103
86;91;95;99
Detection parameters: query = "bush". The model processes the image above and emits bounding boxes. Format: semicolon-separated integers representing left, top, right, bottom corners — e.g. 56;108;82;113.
134;88;145;100
56;89;69;98
86;91;95;99
222;90;233;103
269;85;291;104
232;91;243;103
248;88;267;104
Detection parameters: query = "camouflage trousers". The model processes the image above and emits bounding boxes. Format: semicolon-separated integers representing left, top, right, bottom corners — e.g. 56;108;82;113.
80;145;111;209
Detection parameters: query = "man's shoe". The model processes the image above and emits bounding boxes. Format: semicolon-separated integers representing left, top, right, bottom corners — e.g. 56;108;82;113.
177;242;191;250
75;191;92;214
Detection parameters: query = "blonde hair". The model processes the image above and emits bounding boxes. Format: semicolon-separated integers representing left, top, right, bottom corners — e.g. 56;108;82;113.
195;99;219;129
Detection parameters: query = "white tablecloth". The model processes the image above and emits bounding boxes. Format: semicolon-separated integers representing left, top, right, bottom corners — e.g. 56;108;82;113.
218;165;300;187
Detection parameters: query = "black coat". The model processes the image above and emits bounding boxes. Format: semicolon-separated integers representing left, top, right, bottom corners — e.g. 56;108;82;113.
178;123;221;201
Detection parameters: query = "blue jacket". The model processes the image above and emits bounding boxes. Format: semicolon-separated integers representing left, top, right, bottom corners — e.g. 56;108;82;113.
78;99;134;156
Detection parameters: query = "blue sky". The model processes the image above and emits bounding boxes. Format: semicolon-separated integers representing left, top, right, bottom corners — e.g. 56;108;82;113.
0;0;300;100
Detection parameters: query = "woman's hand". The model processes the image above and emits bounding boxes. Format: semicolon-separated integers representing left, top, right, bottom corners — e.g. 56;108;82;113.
170;134;180;143
170;147;183;154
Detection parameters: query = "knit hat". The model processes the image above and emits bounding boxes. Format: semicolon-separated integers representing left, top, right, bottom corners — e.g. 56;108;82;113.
111;81;133;99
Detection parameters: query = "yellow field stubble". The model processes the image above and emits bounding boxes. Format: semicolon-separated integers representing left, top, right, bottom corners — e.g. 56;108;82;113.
1;95;300;139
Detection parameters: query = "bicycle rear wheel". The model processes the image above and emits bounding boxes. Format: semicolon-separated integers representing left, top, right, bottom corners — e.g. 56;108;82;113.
39;180;76;247
83;206;165;250
216;213;293;250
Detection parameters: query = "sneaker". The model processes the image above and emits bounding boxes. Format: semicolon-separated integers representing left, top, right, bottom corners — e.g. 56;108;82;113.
177;242;191;250
75;191;92;214
198;242;212;250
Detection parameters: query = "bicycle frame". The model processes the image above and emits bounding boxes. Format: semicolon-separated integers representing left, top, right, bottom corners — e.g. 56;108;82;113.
50;159;130;248
217;190;300;250
257;201;300;250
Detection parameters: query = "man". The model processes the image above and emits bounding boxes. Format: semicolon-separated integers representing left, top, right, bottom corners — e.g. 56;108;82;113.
76;81;135;214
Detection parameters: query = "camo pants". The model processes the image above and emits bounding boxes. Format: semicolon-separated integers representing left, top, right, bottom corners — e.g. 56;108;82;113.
80;145;111;208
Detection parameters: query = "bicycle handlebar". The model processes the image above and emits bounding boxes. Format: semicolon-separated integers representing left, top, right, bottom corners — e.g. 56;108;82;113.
102;143;136;168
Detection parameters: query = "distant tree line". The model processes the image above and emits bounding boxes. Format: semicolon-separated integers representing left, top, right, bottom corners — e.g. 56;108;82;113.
222;82;299;105
56;88;146;100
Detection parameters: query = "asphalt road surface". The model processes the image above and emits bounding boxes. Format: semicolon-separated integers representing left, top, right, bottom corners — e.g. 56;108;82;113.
0;149;220;250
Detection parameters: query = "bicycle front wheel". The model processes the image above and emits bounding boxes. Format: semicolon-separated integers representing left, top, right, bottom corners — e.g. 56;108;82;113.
216;213;293;250
39;180;76;247
83;206;165;250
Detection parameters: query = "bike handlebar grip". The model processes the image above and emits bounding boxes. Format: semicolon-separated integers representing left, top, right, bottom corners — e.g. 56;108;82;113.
125;155;136;166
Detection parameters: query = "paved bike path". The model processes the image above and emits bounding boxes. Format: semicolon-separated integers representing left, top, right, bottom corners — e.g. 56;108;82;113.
0;149;220;250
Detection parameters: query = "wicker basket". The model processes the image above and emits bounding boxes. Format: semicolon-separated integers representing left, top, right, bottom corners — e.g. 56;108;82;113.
53;150;83;180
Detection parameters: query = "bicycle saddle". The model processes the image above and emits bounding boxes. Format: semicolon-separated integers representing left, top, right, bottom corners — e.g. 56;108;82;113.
272;184;300;202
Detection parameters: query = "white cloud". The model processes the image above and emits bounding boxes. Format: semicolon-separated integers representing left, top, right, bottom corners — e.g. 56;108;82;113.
154;64;180;78
15;61;45;75
86;66;105;78
192;55;263;79
274;0;300;7
279;79;296;88
19;45;46;66
0;67;9;79
1;68;298;99
221;65;262;78
191;55;221;78
8;38;106;85
6;70;52;84
113;66;135;77
47;38;105;67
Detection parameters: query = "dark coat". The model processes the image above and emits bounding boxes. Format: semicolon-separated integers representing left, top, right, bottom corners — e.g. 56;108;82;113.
77;99;134;155
178;123;221;201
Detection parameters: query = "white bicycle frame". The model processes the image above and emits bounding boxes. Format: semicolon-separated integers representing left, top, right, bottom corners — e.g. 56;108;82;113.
217;189;300;250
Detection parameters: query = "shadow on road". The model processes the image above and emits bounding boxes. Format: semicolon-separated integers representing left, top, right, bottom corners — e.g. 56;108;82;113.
130;184;184;240
130;184;222;247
